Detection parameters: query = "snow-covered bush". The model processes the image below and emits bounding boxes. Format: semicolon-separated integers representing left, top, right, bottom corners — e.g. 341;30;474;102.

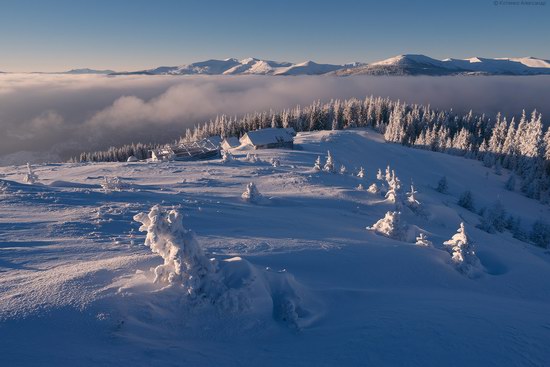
385;173;402;204
477;200;507;233
133;205;215;291
24;163;38;184
443;223;481;276
101;176;124;193
339;164;347;174
357;167;365;178
242;182;262;203
367;211;404;240
356;183;364;191
436;176;448;193
313;156;322;171
415;233;432;247
222;150;235;163
529;219;550;248
323;150;335;172
367;183;379;194
0;180;10;195
457;190;475;211
271;158;280;167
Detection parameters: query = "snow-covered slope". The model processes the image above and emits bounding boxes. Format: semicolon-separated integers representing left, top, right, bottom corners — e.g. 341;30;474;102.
1;129;549;366
336;54;550;76
114;58;347;76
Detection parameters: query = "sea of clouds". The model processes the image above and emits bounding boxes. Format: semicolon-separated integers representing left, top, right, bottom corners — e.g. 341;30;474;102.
1;73;549;164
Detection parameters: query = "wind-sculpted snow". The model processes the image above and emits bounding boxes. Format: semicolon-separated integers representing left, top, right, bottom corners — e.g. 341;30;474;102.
1;129;550;366
2;73;550;164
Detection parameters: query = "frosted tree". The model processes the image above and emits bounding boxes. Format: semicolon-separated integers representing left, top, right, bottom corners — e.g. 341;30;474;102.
101;176;123;193
313;156;322;171
385;173;401;204
443;222;481;276
271;158;280;167
436;176;448;193
357;167;365;178
406;183;420;210
24;163;38;184
529;219;550;248
339;164;347;174
415;233;432;247
367;183;379;194
133;205;215;291
367;211;404;240
458;190;475;211
376;168;384;181
323;150;335;172
385;165;392;182
241;182;262;203
477;200;507;234
356;183;365;191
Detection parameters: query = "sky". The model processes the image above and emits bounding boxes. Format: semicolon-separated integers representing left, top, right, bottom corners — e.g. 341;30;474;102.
0;0;549;72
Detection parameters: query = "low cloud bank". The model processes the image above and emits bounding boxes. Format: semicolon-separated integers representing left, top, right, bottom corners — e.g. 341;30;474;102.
1;73;549;164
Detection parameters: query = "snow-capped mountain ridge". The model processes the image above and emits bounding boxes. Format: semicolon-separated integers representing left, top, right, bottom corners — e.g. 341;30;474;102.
336;54;550;76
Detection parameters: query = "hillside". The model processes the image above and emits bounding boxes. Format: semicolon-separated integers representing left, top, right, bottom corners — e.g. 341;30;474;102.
1;129;549;366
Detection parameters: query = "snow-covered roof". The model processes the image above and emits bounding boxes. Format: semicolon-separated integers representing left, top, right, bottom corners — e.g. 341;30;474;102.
222;136;240;148
240;128;294;146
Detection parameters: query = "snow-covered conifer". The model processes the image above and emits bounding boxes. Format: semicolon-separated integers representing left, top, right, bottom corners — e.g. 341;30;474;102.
357;166;365;178
24;163;38;184
356;183;365;191
376;168;384;181
458;190;475;211
477;200;507;233
271;158;280;167
443;223;481;276
339;164;347;174
415;233;432;247
323;150;335;172
530;219;550;248
313;156;322;171
367;211;404;240
406;183;420;208
436;176;448;193
241;182;262;203
222;150;234;163
367;183;379;194
385;165;392;182
133;205;214;290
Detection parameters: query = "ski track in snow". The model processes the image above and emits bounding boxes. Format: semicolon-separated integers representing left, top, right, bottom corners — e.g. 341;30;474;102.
1;128;550;366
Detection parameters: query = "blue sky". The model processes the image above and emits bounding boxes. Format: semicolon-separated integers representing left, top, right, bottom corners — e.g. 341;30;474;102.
0;0;548;71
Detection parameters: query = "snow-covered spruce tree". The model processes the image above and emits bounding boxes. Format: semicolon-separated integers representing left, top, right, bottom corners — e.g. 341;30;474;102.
271;158;280;167
323;150;335;173
443;223;481;276
367;211;404;240
415;233;432;247
24;163;38;184
339;164;347;174
376;168;384;181
385;165;392;182
356;183;365;191
529;219;550;248
357;166;365;178
101;176;123;193
313;156;322;171
436;176;448;193
367;183;379;194
457;190;475;211
406;183;420;209
385;173;402;204
477;200;507;234
241;182;262;203
133;205;215;291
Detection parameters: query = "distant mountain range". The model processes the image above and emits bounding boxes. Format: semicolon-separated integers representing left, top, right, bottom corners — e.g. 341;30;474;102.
3;55;550;76
110;57;360;76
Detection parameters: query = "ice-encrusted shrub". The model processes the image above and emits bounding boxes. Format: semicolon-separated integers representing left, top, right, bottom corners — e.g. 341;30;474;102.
133;205;215;291
367;211;404;240
101;176;124;193
242;182;262;203
24;163;38;184
443;223;481;276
